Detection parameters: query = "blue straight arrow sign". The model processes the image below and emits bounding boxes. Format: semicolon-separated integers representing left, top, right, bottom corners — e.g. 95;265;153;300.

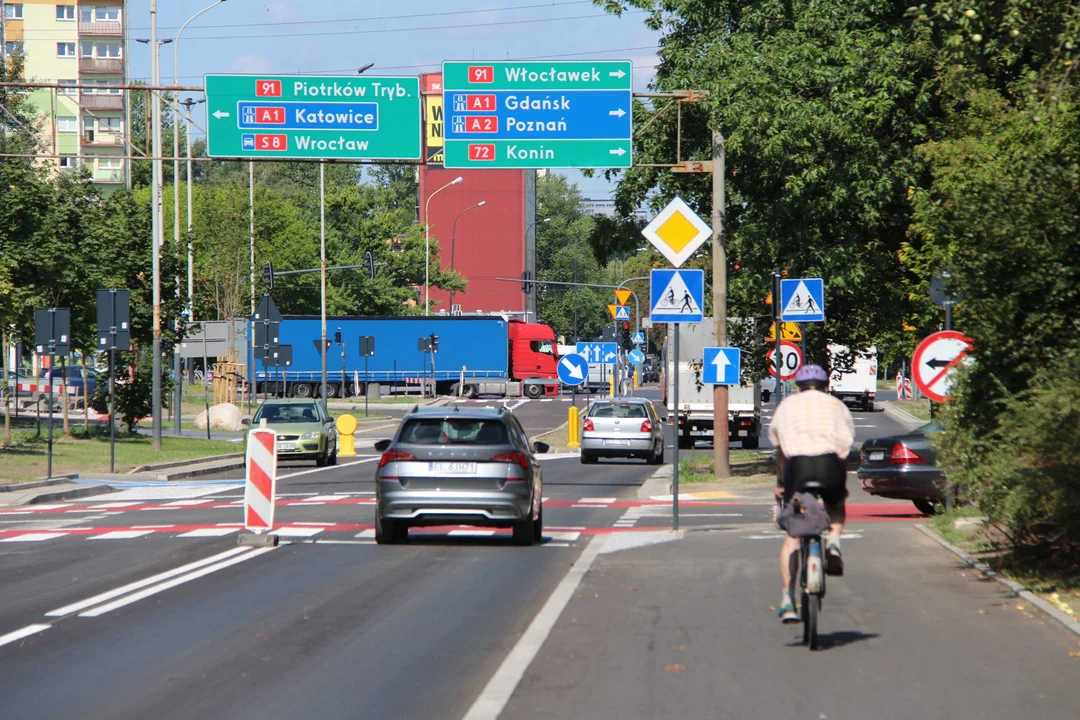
702;347;741;385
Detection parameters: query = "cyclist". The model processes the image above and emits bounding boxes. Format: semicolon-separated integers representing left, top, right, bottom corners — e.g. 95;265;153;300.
768;364;854;623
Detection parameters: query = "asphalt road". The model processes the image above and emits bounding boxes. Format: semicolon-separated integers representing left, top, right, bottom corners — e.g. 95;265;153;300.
2;390;1071;720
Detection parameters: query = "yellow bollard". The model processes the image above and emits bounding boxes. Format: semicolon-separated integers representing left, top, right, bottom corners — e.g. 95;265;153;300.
335;413;357;457
634;370;639;389
609;375;615;397
567;406;581;449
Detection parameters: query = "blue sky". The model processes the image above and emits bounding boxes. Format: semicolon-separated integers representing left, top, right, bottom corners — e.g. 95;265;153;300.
126;0;660;197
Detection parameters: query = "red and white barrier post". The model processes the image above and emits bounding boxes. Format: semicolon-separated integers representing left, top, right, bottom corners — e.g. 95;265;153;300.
239;425;279;546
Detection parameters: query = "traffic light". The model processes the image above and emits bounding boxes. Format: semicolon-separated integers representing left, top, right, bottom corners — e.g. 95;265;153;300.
430;333;439;354
521;271;531;294
262;261;274;291
621;322;632;349
365;250;376;280
334;329;342;345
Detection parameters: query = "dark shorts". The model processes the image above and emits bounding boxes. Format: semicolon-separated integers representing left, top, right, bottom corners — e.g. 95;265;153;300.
782;453;848;520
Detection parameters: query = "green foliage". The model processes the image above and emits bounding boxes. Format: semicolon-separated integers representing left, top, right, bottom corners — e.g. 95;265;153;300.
90;355;172;434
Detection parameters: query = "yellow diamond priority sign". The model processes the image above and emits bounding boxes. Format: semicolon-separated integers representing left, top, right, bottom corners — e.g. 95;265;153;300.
641;197;712;268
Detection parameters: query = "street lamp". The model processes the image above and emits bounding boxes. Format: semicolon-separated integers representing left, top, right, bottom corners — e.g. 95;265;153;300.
449;200;486;310
525;217;550;322
179;97;205;308
135;4;173;449
424;175;463;315
357;63;375;74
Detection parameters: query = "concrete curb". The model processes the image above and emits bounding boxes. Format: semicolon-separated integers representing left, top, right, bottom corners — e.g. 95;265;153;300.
915;524;1080;638
639;464;672;500
0;476;78;492
129;453;243;474
880;401;926;431
29;484;115;504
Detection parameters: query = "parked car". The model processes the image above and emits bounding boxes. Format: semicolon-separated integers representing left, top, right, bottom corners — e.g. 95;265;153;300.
857;422;947;515
249;398;338;467
581;397;665;465
373;406;548;545
38;366;98;398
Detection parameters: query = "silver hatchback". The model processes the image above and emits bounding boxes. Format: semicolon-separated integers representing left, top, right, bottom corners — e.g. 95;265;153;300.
373;407;548;545
580;398;665;465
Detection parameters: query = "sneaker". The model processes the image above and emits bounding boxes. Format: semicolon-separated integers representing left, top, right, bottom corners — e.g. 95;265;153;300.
826;545;844;576
778;602;799;624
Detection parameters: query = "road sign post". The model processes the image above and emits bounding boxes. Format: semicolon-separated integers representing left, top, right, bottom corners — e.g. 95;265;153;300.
359;336;375;417
441;61;632;169
206;75;421;160
97;290;131;472
34;308;70;480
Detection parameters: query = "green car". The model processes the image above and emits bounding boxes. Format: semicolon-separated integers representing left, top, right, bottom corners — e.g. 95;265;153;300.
249;398;338;467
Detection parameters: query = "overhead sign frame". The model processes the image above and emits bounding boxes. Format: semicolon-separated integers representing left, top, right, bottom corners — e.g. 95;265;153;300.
641;197;712;268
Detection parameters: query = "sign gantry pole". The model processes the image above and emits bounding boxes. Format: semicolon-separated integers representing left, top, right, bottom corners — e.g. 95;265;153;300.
712;130;729;479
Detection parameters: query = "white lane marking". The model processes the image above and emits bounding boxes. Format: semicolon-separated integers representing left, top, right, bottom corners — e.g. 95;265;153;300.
505;399;528;411
0;533;68;542
545;531;581;542
448;529;497;537
16;504;68;510
164;499;213;506
177;528;237;538
274;457;380;480
292;521;334;526
94;485;236;502
88;502;141;509
854;424;877;428
132;525;175;529
462;537;603;720
215;522;244;527
578;497;616;504
539;399;553;403
0;511;33;516
79;548;275;617
273;527;323;537
300;495;345;502
0;624;51;648
45;547;248;616
354;529;376;539
89;530;153;540
294;502;324;506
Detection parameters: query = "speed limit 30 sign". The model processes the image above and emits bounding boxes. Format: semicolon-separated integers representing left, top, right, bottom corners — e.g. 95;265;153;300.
767;340;803;380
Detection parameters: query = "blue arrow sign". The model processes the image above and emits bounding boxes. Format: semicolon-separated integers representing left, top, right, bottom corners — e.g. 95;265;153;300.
650;269;704;323
444;91;630;140
780;278;825;322
703;347;741;385
614;305;630;321
557;353;589;386
575;342;618;365
631;332;645;345
628;349;645;365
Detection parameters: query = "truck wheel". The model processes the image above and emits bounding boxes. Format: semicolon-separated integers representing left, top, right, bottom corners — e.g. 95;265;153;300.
462;384;479;399
293;383;314;398
323;383;340;399
743;436;760;450
524;384;543;399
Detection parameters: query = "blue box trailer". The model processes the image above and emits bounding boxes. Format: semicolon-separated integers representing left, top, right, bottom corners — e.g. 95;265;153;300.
251;315;560;399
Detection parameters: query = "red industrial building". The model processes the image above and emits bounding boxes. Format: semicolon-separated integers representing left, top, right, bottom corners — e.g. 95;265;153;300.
418;73;536;319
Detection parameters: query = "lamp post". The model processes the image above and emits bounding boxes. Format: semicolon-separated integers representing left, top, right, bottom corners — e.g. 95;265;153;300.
179;97;204;309
448;200;485;310
424;176;463;315
525;217;550;322
135;5;173;450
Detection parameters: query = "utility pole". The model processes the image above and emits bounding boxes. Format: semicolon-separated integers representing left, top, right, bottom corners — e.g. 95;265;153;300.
149;0;163;450
712;130;729;479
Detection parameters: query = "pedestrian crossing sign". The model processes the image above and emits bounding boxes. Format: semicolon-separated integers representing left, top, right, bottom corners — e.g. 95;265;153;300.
650;268;704;323
614;305;630;321
779;278;825;322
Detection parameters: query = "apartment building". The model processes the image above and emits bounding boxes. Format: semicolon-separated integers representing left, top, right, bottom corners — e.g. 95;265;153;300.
2;0;127;188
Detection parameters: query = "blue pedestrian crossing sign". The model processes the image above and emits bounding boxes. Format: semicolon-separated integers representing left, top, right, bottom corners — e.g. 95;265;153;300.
631;332;645;345
650;268;704;323
557;353;589;386
628;349;645;365
780;278;825;322
614;305;630;321
702;347;741;385
576;341;618;365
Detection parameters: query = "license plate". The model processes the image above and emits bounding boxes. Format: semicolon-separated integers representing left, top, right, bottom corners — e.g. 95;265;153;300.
277;443;295;451
868;451;885;462
428;461;477;474
604;439;630;446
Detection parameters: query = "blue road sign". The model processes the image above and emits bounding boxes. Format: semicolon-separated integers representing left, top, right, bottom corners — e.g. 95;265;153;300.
576;342;618;365
702;347;741;385
614;305;630;321
557;353;589;386
443;90;630;140
780;278;825;322
631;332;645;345
650;269;704;323
628;349;645;365
237;101;380;131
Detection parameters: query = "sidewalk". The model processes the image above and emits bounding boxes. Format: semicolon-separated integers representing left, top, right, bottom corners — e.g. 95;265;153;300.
494;521;1078;719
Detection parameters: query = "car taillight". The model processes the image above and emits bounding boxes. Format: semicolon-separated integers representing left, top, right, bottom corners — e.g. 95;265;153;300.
583;418;594;432
640;419;652;433
378;451;414;468
890;444;926;465
492;452;529;470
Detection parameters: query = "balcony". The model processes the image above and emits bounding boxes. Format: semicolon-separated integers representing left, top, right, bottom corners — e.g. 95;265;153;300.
79;57;123;74
78;21;123;37
81;93;124;111
81;131;124;146
93;170;125;184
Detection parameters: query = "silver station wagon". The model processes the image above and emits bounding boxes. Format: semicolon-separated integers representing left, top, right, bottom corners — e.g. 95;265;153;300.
373;407;548;545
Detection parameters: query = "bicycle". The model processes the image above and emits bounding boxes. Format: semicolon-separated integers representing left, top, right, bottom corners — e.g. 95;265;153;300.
779;482;830;651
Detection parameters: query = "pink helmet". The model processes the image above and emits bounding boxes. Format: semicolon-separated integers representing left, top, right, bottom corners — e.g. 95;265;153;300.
795;364;828;384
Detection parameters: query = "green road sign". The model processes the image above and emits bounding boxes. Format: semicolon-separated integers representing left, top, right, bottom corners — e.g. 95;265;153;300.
442;61;632;169
205;74;421;161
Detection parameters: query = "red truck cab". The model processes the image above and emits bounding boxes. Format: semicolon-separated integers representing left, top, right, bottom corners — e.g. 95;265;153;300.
507;320;560;396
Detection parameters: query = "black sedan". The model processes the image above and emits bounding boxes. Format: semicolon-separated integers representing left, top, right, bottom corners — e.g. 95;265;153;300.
857;422;948;515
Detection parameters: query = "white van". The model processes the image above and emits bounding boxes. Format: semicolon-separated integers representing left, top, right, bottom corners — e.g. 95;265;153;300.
828;345;877;411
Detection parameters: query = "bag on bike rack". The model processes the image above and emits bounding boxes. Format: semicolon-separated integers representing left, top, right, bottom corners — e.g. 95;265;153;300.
778;492;831;537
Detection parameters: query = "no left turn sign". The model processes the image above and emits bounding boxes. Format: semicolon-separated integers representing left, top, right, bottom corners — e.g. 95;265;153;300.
912;330;974;402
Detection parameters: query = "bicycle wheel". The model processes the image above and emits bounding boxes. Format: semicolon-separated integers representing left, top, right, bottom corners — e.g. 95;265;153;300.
807;593;820;651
